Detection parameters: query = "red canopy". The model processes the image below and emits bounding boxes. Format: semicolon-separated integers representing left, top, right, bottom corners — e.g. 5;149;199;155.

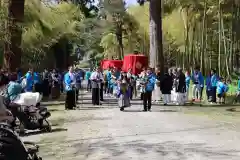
122;54;148;75
100;60;123;70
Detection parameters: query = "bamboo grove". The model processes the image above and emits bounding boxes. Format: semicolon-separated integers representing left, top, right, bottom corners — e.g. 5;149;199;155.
1;0;240;77
172;0;240;77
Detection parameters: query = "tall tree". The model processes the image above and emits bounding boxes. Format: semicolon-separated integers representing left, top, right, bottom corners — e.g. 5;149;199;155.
102;0;126;59
138;0;164;71
4;0;25;71
68;0;98;17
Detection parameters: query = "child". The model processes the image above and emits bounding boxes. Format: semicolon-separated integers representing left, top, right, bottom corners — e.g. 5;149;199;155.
116;79;130;111
216;78;228;104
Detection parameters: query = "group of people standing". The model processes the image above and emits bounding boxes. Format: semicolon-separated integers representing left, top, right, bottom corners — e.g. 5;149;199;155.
1;64;236;112
93;65;236;112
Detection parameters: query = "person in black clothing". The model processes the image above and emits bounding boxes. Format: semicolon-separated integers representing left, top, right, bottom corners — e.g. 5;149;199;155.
160;68;173;105
175;68;186;105
42;69;50;97
100;69;104;101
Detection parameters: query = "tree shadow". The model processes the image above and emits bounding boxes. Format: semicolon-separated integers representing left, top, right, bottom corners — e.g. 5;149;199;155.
123;109;177;112
21;128;68;137
70;139;240;159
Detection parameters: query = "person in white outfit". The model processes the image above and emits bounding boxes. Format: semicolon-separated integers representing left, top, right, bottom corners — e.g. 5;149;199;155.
152;67;162;103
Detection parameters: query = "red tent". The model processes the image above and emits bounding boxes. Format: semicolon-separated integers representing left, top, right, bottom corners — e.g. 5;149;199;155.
122;54;148;75
100;60;123;70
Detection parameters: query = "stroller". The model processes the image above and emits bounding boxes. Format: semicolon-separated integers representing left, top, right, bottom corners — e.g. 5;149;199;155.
7;92;51;134
0;122;42;160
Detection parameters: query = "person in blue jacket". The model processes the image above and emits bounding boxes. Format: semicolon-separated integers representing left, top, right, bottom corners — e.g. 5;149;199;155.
191;66;204;101
24;68;34;92
210;69;218;103
216;78;228;104
64;66;76;110
33;71;41;93
85;68;92;92
142;67;155;112
6;74;22;102
106;68;113;95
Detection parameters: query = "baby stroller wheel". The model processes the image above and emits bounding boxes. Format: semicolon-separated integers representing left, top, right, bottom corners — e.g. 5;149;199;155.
43;119;52;132
19;122;25;135
120;107;124;111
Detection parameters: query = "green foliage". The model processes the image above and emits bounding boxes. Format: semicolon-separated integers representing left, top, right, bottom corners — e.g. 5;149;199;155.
100;33;118;58
22;0;84;54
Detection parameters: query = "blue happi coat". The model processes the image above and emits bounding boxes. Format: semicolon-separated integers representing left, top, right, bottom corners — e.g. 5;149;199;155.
7;81;22;101
25;72;39;92
64;72;75;91
191;71;204;86
145;74;155;92
106;71;112;89
211;74;218;87
185;75;191;90
217;81;228;94
206;75;211;91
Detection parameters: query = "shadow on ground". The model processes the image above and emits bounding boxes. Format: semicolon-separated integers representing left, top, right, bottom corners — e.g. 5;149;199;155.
71;139;240;159
22;128;68;137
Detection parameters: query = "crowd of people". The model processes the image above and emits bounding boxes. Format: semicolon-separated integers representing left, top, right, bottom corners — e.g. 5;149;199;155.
0;65;239;112
84;65;240;111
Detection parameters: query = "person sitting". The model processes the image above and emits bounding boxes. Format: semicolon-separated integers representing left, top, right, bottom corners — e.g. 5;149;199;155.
6;74;23;102
217;78;228;104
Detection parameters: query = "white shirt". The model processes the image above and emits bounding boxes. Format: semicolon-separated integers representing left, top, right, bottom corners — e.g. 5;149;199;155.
90;71;104;81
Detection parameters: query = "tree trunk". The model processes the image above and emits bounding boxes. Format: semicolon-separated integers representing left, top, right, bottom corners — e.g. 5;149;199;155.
4;0;25;72
149;0;164;71
116;25;124;59
218;0;221;76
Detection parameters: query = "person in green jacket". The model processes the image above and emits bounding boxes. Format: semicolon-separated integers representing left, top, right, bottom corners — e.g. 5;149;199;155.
85;69;92;92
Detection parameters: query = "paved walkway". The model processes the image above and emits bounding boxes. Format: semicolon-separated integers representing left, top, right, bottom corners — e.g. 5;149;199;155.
24;94;240;160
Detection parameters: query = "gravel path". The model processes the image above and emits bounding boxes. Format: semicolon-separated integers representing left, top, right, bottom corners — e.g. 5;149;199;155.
23;94;240;160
